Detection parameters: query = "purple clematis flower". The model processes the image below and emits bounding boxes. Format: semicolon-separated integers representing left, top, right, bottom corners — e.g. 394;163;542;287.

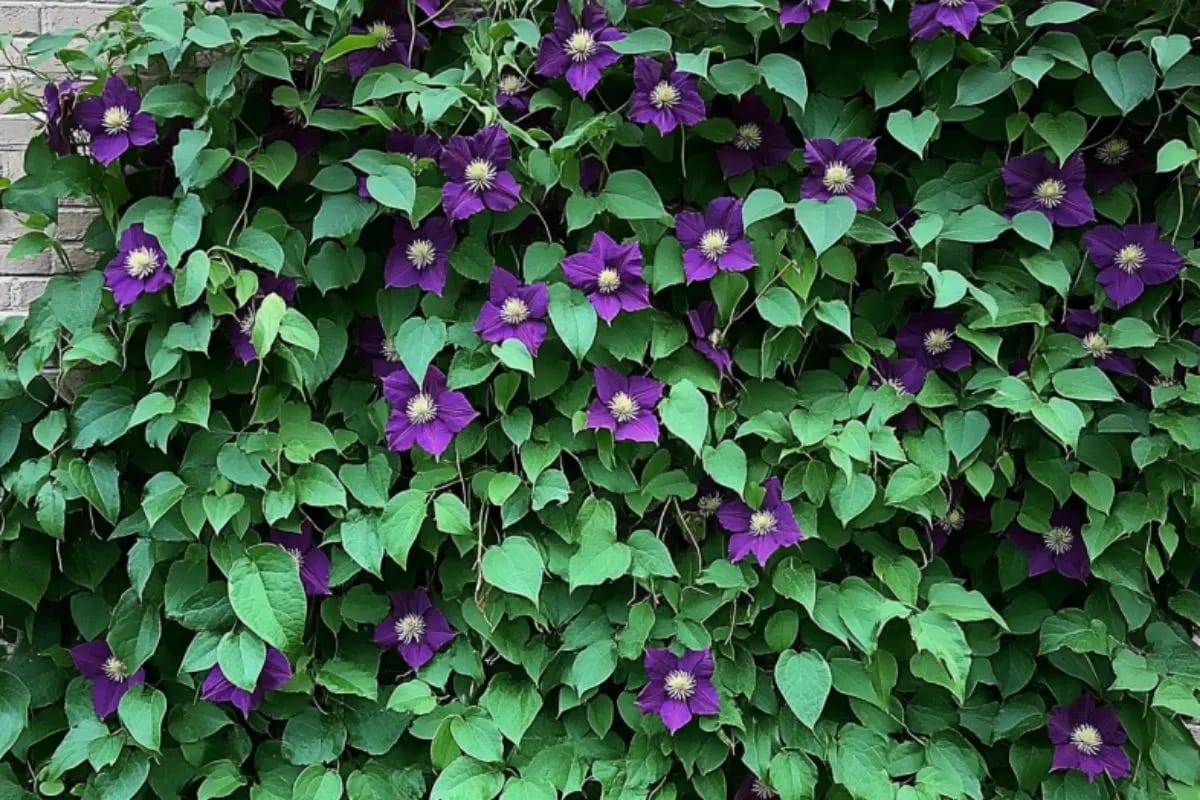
250;0;284;14
586;367;663;443
227;272;298;364
1048;694;1130;783
628;57;706;135
202;647;292;717
734;776;778;800
1002;153;1094;227
561;231;649;323
908;0;998;40
717;477;803;566
1089;135;1151;192
1062;309;1136;375
440;126;522;221
386;130;441;162
870;354;928;396
718;95;793;178
1008;504;1091;582
927;479;988;554
383;367;478;458
496;71;532;113
687;478;726;520
103;224;172;308
415;0;483;27
475;267;549;355
802;138;877;211
676;197;755;283
895;311;972;372
780;0;831;25
74;76;157;166
1083;223;1184;309
373;588;456;670
385;217;456;295
71;640;146;720
44;78;86;155
636;647;719;733
535;1;624;98
358;319;403;378
265;522;331;596
687;302;733;375
347;10;428;78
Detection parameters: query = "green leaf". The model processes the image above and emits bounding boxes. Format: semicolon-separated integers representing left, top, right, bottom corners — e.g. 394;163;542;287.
1052;366;1120;402
450;714;505;764
0;672;30;759
1150;34;1191;73
366;167;416;212
312;192;375;240
1026;1;1096;25
250;292;287;360
396;317;446;385
249;141;297;188
600;170;667;220
774;650;831;728
117;685;166;752
479;674;543;746
1032;398;1086;449
174;250;211;306
910;611;970;701
756;287;804;327
1156;139;1199;172
927;583;1009;629
742;188;787;227
758;53;808;110
216;630;267;693
481;537;544;605
1031;112;1087;163
1012;211;1054;250
607;27;672;55
430;757;505;800
955;64;1014;106
830;472;876;524
702;440;747;493
814;299;852;339
886;109;939;157
659;380;708;455
1092;51;1156;114
227;544;307;651
380;490;428;568
491;340;534;376
794;197;857;255
547;284;597;361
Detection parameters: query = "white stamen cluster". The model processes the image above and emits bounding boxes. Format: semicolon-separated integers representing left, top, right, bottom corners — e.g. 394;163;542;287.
102;106;131;135
923;328;954;355
596;268;621;294
407;239;438;270
649;81;681;109
1042;525;1075;555
102;656;129;682
749;510;778;537
822;161;855;194
393;613;427;644
607;391;640;423
499;296;531;325
697;493;722;517
406;392;439;425
734;123;763;151
1081;332;1111;359
663;669;697;700
369;21;396;50
1114;243;1146;274
563;29;597;62
1096;138;1130;165
698;229;730;261
1070;723;1103;755
1033;178;1067;209
464;158;498;192
124;247;160;279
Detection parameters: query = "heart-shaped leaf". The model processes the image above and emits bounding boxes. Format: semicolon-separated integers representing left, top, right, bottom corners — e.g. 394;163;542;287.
794;197;857;255
886;109;939;157
775;650;831;728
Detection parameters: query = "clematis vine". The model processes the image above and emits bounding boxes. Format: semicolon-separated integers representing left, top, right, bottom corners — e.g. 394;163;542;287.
202;647;292;717
908;0;998;40
1048;694;1130;783
628;57;706;135
636;647;719;733
1002;153;1094;227
676;197;755;282
265;522;331;596
561;231;650;323
383;367;478;458
74;76;157;166
895;311;972;372
718;95;793;178
586;367;663;443
373;588;456;670
1083;223;1183;309
227;272;299;364
801;138;877;210
347;10;428;77
71;640;146;720
717;477;803;566
474;267;549;355
385;216;456;295
535;0;624;98
1008;504;1091;582
1062;309;1135;375
687;301;733;375
103;224;172;308
780;0;830;25
440;126;521;220
358;319;403;378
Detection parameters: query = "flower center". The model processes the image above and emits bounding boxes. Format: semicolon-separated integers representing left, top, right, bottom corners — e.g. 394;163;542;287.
596;268;621;294
381;338;400;362
102;656;129;682
406;238;437;269
749;510;778;537
369;21;396;50
698;229;730;261
124;247;160;279
405;392;439;425
286;106;306;126
697;493;722;517
881;377;909;396
1069;723;1103;755
750;781;777;800
1042;525;1075;555
923;328;954;355
938;0;966;6
938;506;966;532
286;547;305;568
1033;178;1067;209
1153;374;1180;387
650;80;681;109
735;123;763;151
1081;332;1111;359
238;309;257;336
607;391;640;423
102;106;131;135
1114;243;1146;273
663;669;696;701
822;161;855;194
1096;138;1130;166
393;613;426;644
706;329;723;347
498;74;526;95
464;158;498;192
499;296;530;325
564;29;597;62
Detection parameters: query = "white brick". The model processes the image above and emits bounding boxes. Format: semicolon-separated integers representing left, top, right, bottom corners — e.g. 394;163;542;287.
0;114;38;148
0;4;39;36
42;3;121;31
0;276;49;310
0;243;55;275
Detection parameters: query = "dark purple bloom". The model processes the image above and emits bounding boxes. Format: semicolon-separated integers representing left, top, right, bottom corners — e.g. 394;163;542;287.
535;1;624;98
870;355;927;396
1002;153;1094;228
561;231;649;323
385;217;456;295
474;267;549;355
675;197;755;283
1083;223;1184;309
359;319;403;378
496;71;531;113
717;95;793;178
802;138;877;211
717;477;803;566
386;130;441;162
686;478;726;519
895;311;972;372
1061;309;1136;375
1089;135;1151;192
265;522;331;596
586;367;663;443
687;302;733;375
202;647;292;717
372;588;456;670
628;57;706;135
43;79;86;156
71;640;146;720
636;647;719;733
415;0;483;27
227;272;299;365
103;224;172;308
383;367;478;458
250;0;284;14
1008;504;1091;582
74;76;157;166
908;0;998;40
440;126;521;221
347;11;428;78
780;0;831;25
734;776;778;800
926;479;987;554
1048;694;1130;783
579;156;603;191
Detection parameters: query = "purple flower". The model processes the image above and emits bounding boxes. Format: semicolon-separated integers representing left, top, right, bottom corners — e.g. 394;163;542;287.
103;224;172;308
801;138;877;211
870;355;927;396
686;478;726;520
202;647;292;717
474;267;549;355
440;126;521;221
895;311;972;372
586;367;663;443
1089;135;1151;192
372;588;456;670
1083;223;1184;309
676;197;755;283
359;319;403;378
347;11;428;78
1002;153;1094;228
383;367;478;458
718;95;793;178
535;1;624;98
561;231;649;323
780;0;831;25
386;130;441;162
415;0;483;28
1062;309;1135;375
1048;694;1130;783
734;776;778;800
385;217;456;295
44;79;86;156
628;57;706;135
1008;504;1091;582
250;0;285;14
717;477;803;566
265;522;331;596
908;0;998;40
926;479;987;554
71;640;146;720
227;272;299;365
687;302;733;375
579;156;603;191
496;71;531;113
74;76;157;166
636;647;719;733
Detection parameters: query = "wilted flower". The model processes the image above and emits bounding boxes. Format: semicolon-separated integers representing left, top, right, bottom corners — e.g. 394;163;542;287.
202;647;292;717
561;231;650;323
1083;223;1183;309
636;647;719;733
802;138;877;211
386;130;441;163
373;588;456;670
103;224;172;308
495;70;531;113
358;319;403;378
74;76;157;166
265;522;331;596
780;0;831;25
475;267;549;355
718;477;803;566
908;0;998;40
628;57;706;135
895;311;972;372
1002;153;1094;227
718;95;793;178
586;367;663;443
71;640;146;719
415;0;483;28
535;1;624;98
1008;504;1090;582
676;197;755;282
687;302;733;375
347;10;428;77
734;776;778;800
1062;309;1135;375
383;367;478;458
226;272;299;364
43;78;86;155
1048;694;1130;783
1089;135;1151;192
870;355;927;396
385;217;456;295
440;126;521;220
